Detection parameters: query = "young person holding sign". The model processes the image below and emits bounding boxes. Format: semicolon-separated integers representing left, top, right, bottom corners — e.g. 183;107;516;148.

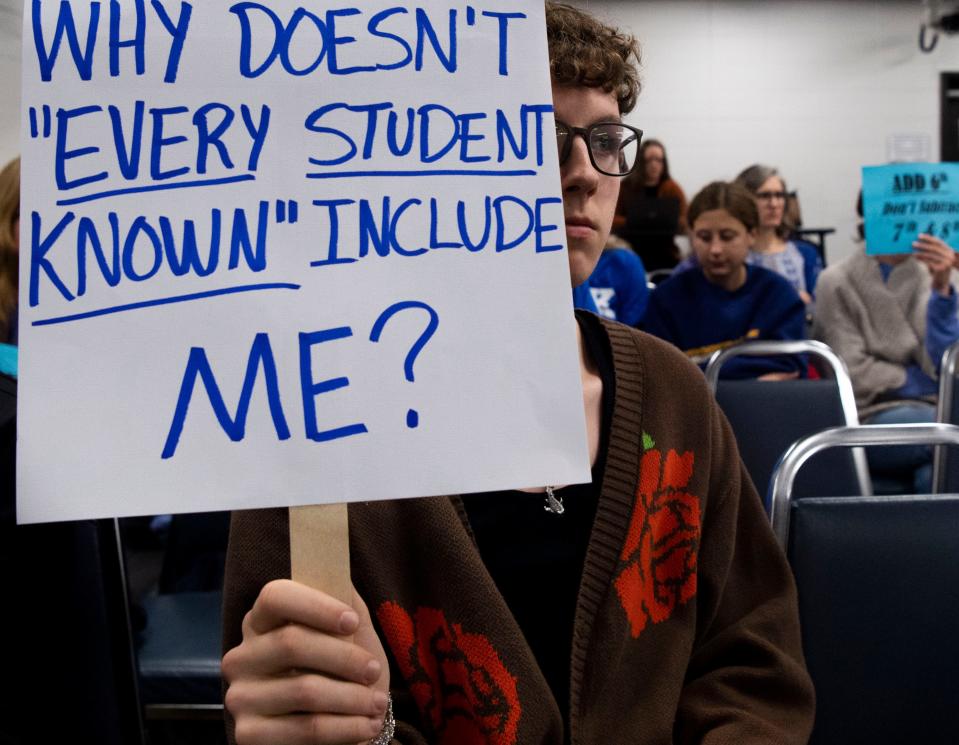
814;192;959;493
221;5;815;744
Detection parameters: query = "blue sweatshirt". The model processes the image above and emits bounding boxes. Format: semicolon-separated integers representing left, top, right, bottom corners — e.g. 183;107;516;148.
572;281;598;314
642;265;807;379
876;263;959;399
582;248;650;326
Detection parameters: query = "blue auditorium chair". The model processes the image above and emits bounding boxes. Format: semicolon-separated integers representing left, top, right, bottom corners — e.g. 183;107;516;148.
134;511;229;733
704;340;871;507
769;423;959;745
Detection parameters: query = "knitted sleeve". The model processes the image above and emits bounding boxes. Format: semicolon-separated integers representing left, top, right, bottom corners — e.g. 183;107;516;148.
221;507;430;745
672;400;816;745
925;288;959;370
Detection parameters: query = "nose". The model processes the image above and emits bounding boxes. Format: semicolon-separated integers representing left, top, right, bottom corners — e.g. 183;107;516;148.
561;134;600;194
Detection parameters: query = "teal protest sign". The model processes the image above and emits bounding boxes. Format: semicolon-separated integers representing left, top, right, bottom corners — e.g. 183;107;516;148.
862;163;959;255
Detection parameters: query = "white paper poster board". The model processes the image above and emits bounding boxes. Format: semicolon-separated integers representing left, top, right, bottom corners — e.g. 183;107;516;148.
18;0;590;523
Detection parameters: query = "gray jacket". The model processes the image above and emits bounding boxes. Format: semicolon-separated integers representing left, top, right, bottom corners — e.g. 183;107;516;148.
812;251;936;416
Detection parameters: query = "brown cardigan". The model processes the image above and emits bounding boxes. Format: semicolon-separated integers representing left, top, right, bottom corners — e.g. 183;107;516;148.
222;319;815;745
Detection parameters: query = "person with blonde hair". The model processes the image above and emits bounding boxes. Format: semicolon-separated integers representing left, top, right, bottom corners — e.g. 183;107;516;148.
0;157;18;347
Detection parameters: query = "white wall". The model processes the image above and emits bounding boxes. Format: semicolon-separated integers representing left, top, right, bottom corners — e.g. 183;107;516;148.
1;0;958;262
577;0;959;262
0;1;20;167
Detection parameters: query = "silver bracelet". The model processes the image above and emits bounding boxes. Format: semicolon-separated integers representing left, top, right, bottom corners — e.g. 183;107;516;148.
370;694;395;745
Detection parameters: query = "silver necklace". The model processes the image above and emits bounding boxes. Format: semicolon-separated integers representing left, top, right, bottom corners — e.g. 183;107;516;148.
543;485;565;515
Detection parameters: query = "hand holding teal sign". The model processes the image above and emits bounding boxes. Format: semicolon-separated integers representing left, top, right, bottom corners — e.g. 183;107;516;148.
862;163;959;255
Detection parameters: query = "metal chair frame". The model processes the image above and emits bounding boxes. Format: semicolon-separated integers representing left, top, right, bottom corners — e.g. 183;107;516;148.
768;423;959;547
704;339;872;498
932;339;959;492
645;267;674;286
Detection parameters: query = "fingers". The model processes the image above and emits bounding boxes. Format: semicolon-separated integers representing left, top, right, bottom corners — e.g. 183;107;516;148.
225;580;393;745
757;371;800;381
226;674;388;718
913;234;953;262
913;232;949;250
233;711;386;745
245;579;360;638
225;622;382;684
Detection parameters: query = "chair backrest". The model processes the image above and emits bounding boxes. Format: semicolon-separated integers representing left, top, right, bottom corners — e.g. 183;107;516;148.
704;340;871;504
769;424;959;744
158;510;231;594
933;339;959;492
134;511;228;720
138;511;229;717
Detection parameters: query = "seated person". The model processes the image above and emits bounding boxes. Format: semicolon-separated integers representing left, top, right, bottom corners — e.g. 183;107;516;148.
813;193;959;493
735;164;822;306
0;156;18;347
0;156;19;377
576;233;649;326
571;279;599;314
220;7;814;745
643;181;806;379
613;140;688;272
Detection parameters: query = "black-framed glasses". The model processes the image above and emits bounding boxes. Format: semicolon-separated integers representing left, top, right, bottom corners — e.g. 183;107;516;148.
756;190;787;202
555;121;643;177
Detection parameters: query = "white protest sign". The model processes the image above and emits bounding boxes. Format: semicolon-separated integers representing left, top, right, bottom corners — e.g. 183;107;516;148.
18;0;590;523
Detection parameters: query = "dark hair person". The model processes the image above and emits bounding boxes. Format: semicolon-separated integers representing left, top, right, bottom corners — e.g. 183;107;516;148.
735;163;822;304
221;8;813;745
614;138;688;272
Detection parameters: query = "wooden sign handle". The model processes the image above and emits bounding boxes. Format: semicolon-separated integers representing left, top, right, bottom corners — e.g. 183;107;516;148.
289;503;352;605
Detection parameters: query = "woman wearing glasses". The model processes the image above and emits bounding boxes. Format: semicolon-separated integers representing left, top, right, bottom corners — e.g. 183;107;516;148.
221;5;814;744
735;164;822;305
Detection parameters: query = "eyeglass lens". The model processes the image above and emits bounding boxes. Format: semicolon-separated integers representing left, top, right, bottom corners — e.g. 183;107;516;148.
756;191;787;201
555;123;640;176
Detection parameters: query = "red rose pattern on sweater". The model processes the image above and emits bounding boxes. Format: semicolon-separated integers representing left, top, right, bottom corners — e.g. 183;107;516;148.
614;448;701;638
376;602;522;745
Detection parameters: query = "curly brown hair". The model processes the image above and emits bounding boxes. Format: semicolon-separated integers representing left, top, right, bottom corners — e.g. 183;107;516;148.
546;2;641;114
0;156;18;343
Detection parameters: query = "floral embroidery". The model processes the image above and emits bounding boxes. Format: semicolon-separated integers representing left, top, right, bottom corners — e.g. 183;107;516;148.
376;602;521;745
614;448;700;638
